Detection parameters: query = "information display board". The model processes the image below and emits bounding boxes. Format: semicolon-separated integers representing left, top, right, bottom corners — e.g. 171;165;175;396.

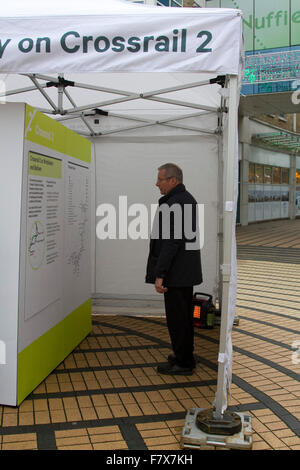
0;103;92;406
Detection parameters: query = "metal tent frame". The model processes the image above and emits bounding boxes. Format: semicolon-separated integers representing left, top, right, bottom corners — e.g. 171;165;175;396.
2;73;223;137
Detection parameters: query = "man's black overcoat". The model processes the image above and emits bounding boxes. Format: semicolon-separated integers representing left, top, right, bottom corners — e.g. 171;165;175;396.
145;183;202;287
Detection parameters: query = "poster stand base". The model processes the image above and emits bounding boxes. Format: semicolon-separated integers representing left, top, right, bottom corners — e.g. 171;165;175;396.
180;408;253;450
214;315;240;326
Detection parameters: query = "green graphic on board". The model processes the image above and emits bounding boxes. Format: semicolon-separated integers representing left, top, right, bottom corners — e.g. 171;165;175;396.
25;105;91;163
17;298;92;405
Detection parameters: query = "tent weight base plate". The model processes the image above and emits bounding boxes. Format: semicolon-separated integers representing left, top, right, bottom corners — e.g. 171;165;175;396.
214;315;239;326
180;408;253;450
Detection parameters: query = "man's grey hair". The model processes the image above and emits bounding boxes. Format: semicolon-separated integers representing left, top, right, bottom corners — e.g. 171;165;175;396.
158;163;183;183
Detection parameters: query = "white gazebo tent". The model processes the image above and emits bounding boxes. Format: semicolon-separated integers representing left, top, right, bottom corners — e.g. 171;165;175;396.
0;0;246;441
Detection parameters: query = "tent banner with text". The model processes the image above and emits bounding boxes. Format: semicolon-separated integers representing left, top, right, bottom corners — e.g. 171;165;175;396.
0;8;242;74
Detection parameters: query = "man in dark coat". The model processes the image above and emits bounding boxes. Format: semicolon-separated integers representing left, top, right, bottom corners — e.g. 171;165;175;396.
146;163;202;375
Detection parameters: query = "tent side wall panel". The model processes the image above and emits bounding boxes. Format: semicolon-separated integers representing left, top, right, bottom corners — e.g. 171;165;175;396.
0;103;25;406
93;136;220;301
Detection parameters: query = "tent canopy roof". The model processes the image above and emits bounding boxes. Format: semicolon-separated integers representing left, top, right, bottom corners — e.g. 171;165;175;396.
0;0;243;74
0;1;243;136
2;0;238;17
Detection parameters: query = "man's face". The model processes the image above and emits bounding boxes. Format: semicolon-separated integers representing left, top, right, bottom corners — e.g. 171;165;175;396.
156;169;176;195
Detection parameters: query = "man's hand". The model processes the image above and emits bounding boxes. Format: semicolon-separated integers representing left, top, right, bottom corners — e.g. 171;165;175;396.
155;277;168;294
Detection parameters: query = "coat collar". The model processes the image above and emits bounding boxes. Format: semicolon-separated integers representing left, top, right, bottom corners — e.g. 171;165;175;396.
159;183;186;205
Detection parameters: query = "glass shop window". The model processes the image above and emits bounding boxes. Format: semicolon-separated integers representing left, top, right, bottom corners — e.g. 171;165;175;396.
281;168;289;185
272;167;281;184
264;166;272;184
255;164;263;184
249;162;255;183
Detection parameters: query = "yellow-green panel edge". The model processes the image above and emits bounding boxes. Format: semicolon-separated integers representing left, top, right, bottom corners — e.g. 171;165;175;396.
17;298;92;405
25;104;91;163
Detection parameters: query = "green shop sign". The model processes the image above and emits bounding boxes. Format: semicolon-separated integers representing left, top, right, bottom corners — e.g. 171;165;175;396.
206;0;300;51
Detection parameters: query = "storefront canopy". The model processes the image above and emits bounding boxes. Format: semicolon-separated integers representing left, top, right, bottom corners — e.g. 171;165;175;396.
0;0;242;74
253;131;300;155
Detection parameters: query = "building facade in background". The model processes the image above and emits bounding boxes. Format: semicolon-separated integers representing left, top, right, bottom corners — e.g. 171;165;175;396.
128;0;300;224
205;0;300;224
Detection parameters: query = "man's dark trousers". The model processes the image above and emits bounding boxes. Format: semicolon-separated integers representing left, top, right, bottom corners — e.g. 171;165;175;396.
164;286;195;368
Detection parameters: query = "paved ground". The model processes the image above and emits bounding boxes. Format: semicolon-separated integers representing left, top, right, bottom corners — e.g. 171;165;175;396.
0;219;299;450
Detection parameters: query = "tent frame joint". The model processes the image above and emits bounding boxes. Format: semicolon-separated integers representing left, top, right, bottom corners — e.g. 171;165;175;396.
219;106;228;114
46;76;75;89
210;75;226;88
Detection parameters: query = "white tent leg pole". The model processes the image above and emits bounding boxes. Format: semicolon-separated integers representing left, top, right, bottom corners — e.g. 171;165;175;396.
214;74;238;420
217;132;223;307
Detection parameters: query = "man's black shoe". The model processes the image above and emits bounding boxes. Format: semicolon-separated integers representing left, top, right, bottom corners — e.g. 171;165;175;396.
157;363;194;376
167;354;177;365
168;354;196;369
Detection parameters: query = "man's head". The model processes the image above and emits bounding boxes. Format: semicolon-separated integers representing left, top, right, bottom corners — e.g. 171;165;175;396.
156;163;183;195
